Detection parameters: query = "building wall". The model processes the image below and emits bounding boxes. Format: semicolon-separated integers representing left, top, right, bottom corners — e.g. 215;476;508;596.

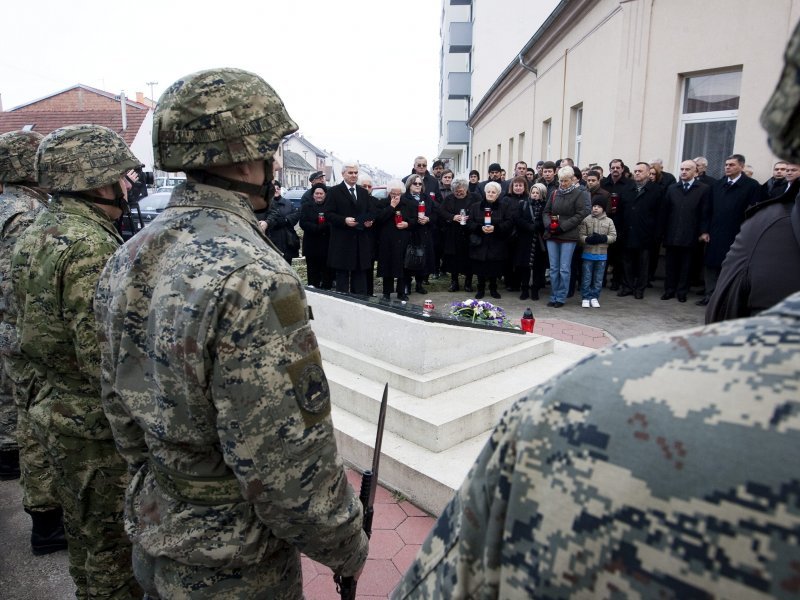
469;0;800;181
470;0;560;105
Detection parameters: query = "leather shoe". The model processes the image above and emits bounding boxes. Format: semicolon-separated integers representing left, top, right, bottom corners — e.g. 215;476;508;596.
415;284;427;294
678;294;687;303
696;297;709;306
553;302;565;308
463;284;473;292
634;291;644;299
617;289;632;297
475;290;485;299
448;282;459;292
490;290;501;299
381;294;391;301
546;301;556;307
660;292;675;300
610;283;620;291
397;293;409;301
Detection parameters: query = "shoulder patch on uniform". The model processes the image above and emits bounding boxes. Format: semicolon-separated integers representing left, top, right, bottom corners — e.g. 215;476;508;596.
273;291;306;328
285;349;331;427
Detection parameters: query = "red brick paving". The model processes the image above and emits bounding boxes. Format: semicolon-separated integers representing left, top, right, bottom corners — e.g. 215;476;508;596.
302;468;436;599
534;318;614;348
303;319;613;598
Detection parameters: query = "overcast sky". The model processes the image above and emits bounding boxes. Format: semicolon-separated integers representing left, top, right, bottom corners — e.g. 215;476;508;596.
0;0;442;177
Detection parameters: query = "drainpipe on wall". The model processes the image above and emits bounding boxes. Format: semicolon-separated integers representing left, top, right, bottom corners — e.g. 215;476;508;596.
518;54;538;162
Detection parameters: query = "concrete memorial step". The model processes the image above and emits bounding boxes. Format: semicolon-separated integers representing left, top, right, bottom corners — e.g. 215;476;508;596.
307;289;593;514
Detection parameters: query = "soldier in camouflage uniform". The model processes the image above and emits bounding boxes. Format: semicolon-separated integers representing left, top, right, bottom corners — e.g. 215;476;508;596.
95;68;369;598
0;129;67;555
394;25;800;599
393;293;800;599
11;124;141;598
0;130;45;480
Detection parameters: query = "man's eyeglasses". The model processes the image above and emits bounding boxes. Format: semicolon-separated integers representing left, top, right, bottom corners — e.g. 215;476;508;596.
415;164;427;168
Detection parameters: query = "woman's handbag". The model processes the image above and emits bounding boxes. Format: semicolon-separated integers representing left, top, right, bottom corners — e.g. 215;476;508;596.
404;241;426;270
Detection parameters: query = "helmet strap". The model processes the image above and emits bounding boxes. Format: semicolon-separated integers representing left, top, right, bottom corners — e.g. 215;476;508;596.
190;158;275;206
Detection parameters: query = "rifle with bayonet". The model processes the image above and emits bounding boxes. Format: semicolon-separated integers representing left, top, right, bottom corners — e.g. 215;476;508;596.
334;382;389;600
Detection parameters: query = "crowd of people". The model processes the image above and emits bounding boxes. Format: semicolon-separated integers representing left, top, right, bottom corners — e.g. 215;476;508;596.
274;149;795;313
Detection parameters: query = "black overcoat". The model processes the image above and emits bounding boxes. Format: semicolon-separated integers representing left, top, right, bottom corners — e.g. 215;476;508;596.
325;182;376;270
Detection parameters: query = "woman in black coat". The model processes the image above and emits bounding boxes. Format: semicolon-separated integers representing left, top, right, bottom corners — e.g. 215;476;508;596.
265;181;301;264
514;182;548;300
467;181;513;299
502;176;528;292
299;183;332;289
375;180;417;301
403;175;436;294
439;178;480;292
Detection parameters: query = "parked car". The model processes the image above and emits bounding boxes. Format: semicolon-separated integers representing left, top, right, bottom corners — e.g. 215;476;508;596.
282;189;305;211
118;191;172;240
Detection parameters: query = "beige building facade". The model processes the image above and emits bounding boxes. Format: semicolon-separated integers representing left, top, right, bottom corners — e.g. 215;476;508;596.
466;0;800;180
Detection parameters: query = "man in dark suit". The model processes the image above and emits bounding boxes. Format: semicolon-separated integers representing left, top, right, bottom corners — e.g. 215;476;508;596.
697;154;762;305
661;160;709;302
616;162;663;299
601;158;635;290
325;161;375;295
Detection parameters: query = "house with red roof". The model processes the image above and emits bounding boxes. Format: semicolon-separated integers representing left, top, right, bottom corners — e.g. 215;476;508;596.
0;84;154;170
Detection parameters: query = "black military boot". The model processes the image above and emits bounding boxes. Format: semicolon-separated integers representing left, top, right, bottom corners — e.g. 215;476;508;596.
29;508;68;556
0;449;20;480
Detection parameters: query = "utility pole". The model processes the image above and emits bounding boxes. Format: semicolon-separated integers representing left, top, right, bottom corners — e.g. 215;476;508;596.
145;81;158;105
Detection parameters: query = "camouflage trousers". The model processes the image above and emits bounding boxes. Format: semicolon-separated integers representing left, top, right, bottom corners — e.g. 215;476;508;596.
133;542;303;599
0;365;17;451
5;362;59;510
29;399;140;599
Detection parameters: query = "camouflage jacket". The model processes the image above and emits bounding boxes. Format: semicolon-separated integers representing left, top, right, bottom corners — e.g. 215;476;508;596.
11;195;121;437
95;182;368;576
393;292;800;599
0;185;47;363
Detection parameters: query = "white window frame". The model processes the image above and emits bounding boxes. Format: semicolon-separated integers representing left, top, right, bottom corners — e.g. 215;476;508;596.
542;119;552;160
674;70;740;172
574;107;583;167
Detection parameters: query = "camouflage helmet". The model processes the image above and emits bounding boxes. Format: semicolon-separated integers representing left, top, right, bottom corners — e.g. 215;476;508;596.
0;130;44;184
153;67;298;171
36;124;141;192
761;19;800;162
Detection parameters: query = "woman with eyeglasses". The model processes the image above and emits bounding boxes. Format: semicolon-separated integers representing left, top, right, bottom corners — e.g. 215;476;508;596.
403;176;436;294
439;178;480;292
375;179;417;301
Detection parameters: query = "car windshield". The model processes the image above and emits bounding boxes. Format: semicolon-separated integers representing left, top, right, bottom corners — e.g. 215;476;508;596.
138;192;172;211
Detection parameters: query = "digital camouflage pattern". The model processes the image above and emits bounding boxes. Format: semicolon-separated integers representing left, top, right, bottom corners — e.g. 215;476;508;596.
0;130;43;184
153;67;298;171
35;124;140;192
393;292;800;599
95;181;368;598
761;19;800;163
11;195;138;598
0;183;59;509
